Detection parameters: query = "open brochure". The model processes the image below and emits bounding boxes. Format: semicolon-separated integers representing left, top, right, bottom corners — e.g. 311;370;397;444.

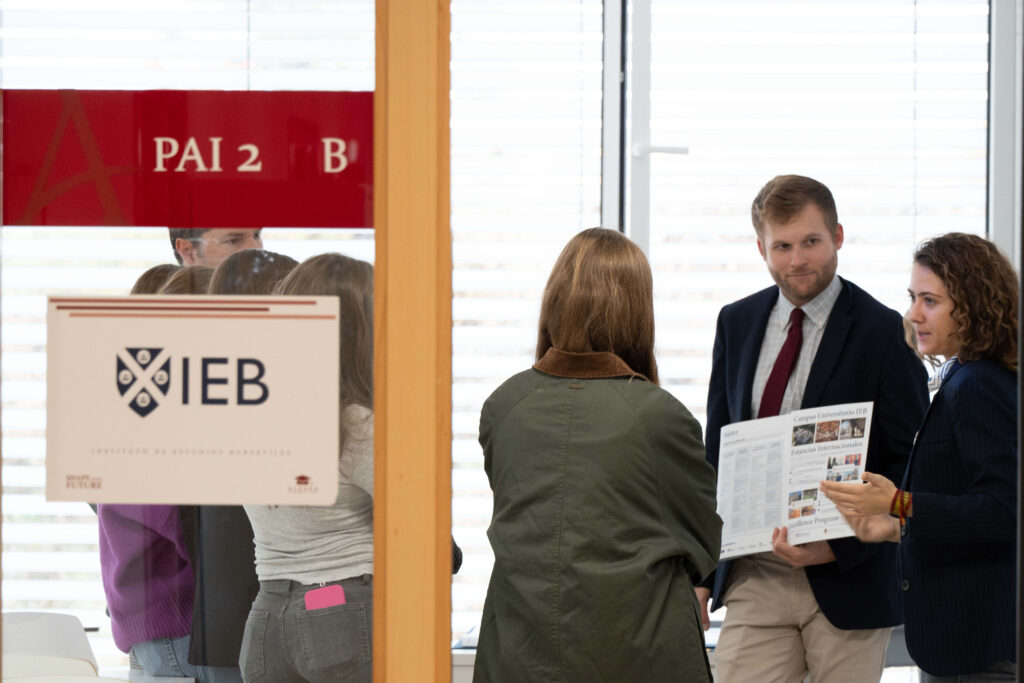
716;401;873;560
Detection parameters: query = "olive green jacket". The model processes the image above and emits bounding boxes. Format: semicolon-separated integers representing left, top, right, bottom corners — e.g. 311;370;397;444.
474;349;722;683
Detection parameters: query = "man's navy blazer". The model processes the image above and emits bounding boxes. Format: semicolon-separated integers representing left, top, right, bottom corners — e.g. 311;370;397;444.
899;359;1017;675
704;277;929;630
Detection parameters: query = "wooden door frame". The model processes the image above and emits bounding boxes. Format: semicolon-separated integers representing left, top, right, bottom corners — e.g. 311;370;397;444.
373;1;452;681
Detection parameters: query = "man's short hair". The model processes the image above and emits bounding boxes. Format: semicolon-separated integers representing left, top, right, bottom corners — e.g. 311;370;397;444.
751;175;839;239
168;228;209;264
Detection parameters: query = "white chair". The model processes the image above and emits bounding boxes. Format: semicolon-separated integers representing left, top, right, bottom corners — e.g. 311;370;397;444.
2;612;98;679
3;654;97;678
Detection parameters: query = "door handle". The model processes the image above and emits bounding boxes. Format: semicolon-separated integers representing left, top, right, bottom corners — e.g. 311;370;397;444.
631;143;689;156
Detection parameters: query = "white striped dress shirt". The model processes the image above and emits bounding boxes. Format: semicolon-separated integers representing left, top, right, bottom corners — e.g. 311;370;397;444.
751;275;843;419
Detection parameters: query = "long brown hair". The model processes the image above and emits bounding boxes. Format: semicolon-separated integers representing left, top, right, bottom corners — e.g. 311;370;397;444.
275;253;374;409
908;232;1018;371
536;228;658;384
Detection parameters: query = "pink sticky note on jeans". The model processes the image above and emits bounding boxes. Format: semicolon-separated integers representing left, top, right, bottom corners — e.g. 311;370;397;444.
304;584;346;610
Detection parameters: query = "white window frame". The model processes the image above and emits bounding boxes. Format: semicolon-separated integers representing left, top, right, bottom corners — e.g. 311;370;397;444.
605;0;1024;259
987;0;1023;265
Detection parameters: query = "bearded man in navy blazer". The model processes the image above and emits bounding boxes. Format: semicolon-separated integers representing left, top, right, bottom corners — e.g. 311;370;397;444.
697;175;929;682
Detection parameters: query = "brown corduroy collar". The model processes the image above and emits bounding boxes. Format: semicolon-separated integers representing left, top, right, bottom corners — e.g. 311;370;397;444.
532;348;648;381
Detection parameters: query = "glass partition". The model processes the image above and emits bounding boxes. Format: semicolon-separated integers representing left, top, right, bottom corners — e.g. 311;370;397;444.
1;1;376;675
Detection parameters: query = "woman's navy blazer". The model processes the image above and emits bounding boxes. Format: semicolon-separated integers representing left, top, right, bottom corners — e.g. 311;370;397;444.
899;358;1018;676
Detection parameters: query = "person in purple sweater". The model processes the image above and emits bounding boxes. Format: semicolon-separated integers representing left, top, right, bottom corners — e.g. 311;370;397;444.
97;504;242;681
95;265;243;682
98;506;190;667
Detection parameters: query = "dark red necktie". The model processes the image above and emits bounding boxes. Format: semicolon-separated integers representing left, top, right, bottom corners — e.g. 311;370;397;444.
758;308;805;418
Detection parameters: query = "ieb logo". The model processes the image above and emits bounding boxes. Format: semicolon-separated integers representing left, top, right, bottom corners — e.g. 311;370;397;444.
116;347;171;417
117;347;269;418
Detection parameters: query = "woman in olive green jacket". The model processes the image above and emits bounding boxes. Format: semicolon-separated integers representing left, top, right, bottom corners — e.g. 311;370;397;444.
474;228;723;683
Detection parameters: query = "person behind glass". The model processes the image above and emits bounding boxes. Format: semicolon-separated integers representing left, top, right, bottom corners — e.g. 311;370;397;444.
131;263;182;295
699;175;929;683
821;233;1018;682
239;253;374;683
158;265;214;295
96;262;239;683
173;249;300;676
473;228;722;682
209;249;298;295
169;228;264;266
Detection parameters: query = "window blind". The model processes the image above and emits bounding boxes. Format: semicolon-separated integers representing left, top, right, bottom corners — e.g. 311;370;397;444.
0;0;375;667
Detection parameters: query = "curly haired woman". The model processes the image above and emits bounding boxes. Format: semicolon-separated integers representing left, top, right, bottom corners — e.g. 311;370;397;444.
822;233;1017;681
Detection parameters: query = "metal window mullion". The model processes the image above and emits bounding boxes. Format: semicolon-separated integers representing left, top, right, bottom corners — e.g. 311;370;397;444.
601;0;627;232
628;0;651;254
987;0;1022;266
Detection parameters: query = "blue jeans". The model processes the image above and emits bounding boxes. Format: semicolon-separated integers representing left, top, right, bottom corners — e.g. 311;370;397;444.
239;575;372;683
919;660;1017;682
130;634;243;683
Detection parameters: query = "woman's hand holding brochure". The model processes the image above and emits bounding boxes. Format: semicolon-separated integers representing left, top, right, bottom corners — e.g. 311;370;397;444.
820;471;896;516
821;472;901;544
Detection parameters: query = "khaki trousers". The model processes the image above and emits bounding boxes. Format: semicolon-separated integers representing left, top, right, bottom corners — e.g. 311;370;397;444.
713;554;890;683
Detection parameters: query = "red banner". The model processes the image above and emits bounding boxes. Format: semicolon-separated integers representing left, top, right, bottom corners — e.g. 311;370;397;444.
1;90;373;228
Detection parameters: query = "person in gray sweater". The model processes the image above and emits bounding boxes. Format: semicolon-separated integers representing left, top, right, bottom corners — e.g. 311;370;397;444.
239;253;375;683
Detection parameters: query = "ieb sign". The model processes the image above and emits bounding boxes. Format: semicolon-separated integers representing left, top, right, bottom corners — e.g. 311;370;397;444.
2;90;373;228
47;295;341;505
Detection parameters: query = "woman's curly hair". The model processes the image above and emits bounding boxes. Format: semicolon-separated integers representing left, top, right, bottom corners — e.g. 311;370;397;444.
907;233;1018;371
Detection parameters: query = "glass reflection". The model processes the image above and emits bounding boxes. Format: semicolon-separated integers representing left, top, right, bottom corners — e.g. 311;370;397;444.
1;227;375;678
239;253;374;682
